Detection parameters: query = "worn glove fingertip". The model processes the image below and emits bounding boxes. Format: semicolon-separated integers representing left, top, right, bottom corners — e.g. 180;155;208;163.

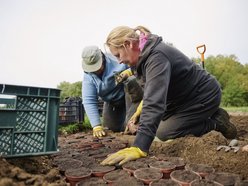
119;158;129;166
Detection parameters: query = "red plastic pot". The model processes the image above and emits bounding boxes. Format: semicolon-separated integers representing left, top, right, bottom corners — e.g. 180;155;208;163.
56;159;83;174
111;177;144;186
205;172;241;186
170;170;201;186
103;169;130;184
91;165;115;177
65;167;92;186
122;160;148;175
134;168;163;185
155;155;185;170
149;161;176;179
185;163;215;178
190;179;223;186
76;177;107;186
149;179;180;186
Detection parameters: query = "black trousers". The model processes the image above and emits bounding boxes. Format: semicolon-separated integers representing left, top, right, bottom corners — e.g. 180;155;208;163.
156;80;221;141
102;76;143;132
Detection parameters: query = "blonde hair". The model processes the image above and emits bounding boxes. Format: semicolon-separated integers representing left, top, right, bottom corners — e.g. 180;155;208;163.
106;26;151;48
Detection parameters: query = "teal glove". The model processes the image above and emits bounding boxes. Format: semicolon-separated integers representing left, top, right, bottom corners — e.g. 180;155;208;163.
101;147;147;165
93;125;106;137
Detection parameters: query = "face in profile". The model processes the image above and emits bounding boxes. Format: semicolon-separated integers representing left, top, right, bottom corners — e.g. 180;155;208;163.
109;41;140;67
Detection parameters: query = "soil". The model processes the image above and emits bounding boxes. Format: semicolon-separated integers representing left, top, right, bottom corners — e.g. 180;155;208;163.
0;114;248;185
170;170;200;183
57;159;83;173
206;172;241;186
191;179;223;186
103;169;130;183
91;165;115;177
114;114;248;179
185;163;215;178
150;179;180;186
111;177;144;186
122;160;148;174
134;168;163;183
155;156;186;170
149;161;176;171
65;167;91;177
150;161;176;178
239;180;248;186
76;177;107;186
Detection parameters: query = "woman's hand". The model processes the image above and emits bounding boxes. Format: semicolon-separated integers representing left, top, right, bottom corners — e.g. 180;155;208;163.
101;147;147;165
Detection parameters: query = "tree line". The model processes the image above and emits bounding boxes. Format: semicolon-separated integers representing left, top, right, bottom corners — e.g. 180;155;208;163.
58;54;248;107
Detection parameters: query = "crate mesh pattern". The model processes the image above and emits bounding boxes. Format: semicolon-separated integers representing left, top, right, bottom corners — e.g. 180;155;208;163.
16;111;46;131
0;129;12;155
0;84;60;157
13;133;44;154
16;97;47;110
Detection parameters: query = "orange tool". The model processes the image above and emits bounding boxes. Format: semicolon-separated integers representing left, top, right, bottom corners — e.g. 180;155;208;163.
196;44;206;69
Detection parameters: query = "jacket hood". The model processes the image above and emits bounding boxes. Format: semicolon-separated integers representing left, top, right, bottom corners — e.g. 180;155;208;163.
136;34;163;75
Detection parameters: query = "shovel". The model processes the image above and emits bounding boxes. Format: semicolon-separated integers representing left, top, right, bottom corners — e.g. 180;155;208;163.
196;44;206;69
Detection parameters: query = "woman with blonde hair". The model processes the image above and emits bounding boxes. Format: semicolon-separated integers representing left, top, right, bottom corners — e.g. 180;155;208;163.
101;26;237;166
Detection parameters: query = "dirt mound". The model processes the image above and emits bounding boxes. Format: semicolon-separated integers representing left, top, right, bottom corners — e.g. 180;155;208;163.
0;114;247;185
114;115;248;179
0;156;66;186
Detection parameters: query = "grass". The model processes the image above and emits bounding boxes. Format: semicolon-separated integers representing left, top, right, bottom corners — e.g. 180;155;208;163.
223;107;248;112
58;115;92;135
58;123;80;135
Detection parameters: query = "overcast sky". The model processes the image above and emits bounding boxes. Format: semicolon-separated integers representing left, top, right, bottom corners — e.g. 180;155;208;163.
0;0;247;88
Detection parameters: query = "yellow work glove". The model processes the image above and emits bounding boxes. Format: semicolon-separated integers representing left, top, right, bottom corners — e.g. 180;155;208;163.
93;125;106;137
120;69;132;77
125;101;143;134
115;69;133;84
101;147;147;165
130;100;143;123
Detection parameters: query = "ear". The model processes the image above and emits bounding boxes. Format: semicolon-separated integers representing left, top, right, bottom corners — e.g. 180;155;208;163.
124;40;132;48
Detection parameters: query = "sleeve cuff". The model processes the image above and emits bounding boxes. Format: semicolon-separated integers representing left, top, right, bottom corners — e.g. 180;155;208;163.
133;132;154;153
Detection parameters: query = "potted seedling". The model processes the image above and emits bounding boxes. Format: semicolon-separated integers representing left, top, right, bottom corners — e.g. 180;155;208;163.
190;179;223;186
205;172;241;186
170;170;201;186
111;177;144;186
56;158;83;174
76;177;107;186
103;169;130;184
149;179;180;186
155;155;185;170
185;163;215;178
134;168;163;185
122;160;148;175
65;167;92;186
91;165;115;177
149;161;176;179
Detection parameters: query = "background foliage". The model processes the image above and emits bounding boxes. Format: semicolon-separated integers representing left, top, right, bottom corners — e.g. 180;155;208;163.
194;55;248;106
57;81;82;101
58;55;248;107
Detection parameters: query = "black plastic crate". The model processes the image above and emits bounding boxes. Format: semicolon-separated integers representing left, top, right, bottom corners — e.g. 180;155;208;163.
59;97;84;124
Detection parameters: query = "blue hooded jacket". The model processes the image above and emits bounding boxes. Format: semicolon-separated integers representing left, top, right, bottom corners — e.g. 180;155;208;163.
82;54;128;127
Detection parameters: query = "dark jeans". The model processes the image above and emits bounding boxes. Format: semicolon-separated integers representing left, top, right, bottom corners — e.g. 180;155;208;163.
156;80;221;141
102;97;127;132
102;76;143;132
